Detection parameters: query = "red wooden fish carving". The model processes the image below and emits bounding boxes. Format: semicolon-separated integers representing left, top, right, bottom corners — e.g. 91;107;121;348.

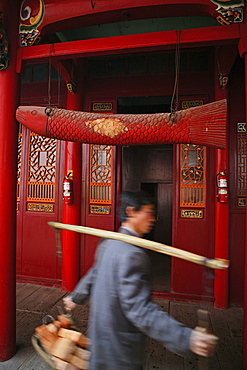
16;99;227;148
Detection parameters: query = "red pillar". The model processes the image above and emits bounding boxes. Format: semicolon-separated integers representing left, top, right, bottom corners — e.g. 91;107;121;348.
214;52;229;309
62;63;83;292
243;52;247;370
235;18;247;368
214;150;229;308
0;0;19;361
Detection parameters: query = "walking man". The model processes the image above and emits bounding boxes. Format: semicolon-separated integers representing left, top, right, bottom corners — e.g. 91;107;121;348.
64;191;217;369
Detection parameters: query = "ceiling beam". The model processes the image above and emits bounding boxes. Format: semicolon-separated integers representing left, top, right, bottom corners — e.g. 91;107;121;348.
31;0;218;34
16;24;240;73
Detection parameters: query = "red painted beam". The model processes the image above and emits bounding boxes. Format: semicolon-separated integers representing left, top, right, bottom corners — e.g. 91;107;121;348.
16;24;240;72
38;0;217;34
52;59;74;84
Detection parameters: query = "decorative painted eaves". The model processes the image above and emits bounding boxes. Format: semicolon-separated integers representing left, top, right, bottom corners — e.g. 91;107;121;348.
0;12;9;70
19;0;45;47
18;0;245;47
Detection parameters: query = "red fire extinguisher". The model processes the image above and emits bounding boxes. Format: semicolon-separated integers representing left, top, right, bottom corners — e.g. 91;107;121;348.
63;173;73;205
216;170;229;203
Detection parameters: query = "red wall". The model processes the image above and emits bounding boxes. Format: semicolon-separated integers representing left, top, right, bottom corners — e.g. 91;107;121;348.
17;78;67;285
171;144;216;299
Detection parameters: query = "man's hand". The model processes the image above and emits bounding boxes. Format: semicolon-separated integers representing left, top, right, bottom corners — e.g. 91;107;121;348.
63;295;77;310
190;327;218;357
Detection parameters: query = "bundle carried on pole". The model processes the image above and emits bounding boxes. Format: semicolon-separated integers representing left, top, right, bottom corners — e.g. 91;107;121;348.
48;221;229;271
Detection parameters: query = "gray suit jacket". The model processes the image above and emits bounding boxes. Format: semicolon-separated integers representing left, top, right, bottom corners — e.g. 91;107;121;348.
72;227;192;369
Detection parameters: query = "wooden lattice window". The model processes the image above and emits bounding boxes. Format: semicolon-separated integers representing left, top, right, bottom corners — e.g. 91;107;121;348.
27;133;56;202
237;123;246;206
90;144;112;204
17;124;22;201
180;144;206;207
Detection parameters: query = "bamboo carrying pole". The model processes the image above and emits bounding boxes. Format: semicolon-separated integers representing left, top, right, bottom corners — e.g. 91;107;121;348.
49;222;229;270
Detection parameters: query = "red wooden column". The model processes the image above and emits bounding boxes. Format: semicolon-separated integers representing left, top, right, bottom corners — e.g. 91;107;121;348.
213;50;229;309
62;62;83;292
235;18;247;368
243;46;247;370
0;0;19;361
214;150;229;309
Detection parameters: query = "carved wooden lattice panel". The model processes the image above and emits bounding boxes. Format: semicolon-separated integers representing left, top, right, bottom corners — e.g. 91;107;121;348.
17;124;22;202
27;133;56;202
180;144;205;207
237;123;246;206
90;144;112;204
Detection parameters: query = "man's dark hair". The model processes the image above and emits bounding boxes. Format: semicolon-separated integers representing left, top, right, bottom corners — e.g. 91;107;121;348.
119;191;155;223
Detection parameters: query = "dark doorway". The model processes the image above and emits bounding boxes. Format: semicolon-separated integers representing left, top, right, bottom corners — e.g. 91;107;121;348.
119;96;172;292
122;145;172;292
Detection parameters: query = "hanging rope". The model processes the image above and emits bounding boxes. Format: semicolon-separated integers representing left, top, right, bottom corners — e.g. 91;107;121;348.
57;62;61;107
170;30;181;122
47;44;53;107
